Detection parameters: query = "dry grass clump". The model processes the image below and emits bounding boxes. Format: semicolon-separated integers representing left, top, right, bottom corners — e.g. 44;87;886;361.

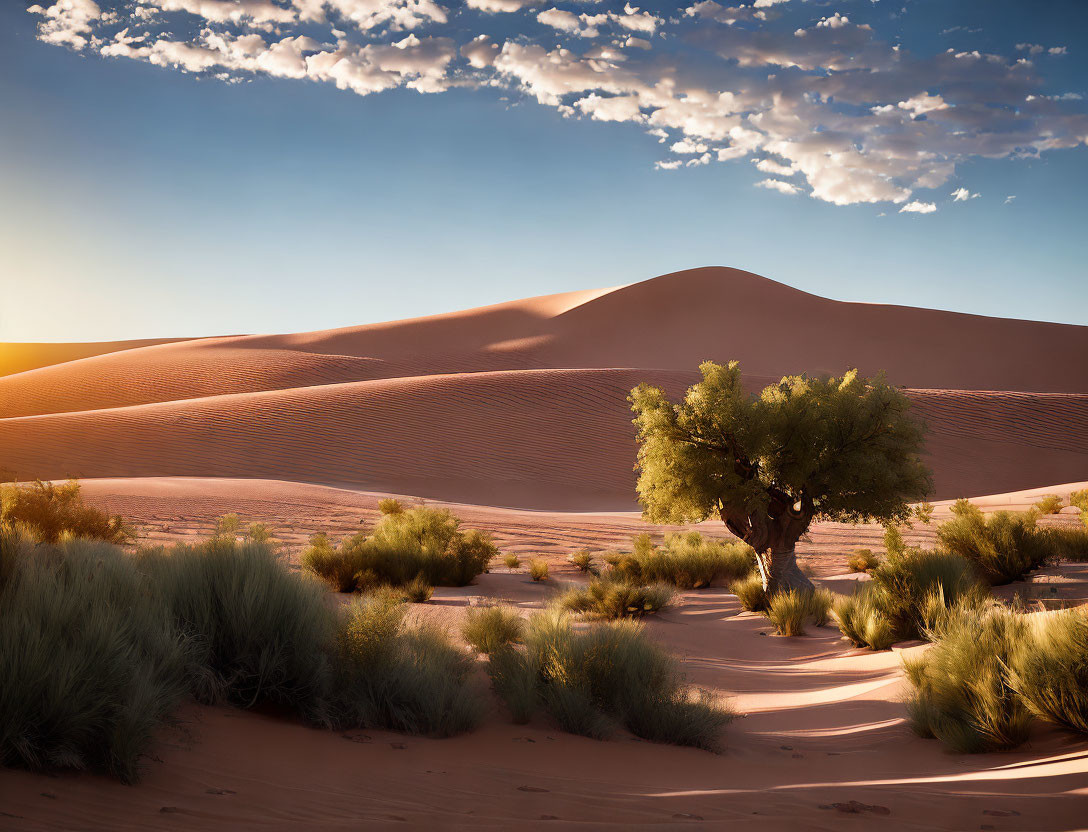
1009;609;1088;734
847;548;880;573
0;479;131;544
832;588;896;651
485;610;734;750
606;532;754;590
1033;494;1065;515
1070;489;1088;514
461;605;525;654
1042;525;1088;562
302;502;497;592
730;572;768;613
529;559;549;582
569;550;596;573
402;575;433;602
904;599;1031;753
765;588;833;636
558;575;675;620
504;553;521;570
937;504;1056;584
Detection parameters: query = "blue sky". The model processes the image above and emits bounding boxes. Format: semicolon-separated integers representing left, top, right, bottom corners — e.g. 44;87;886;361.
1;0;1086;342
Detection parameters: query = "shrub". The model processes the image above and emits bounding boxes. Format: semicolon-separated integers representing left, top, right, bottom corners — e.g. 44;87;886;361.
730;572;768;613
462;605;524;654
504;554;521;570
883;523;906;557
868;548;984;641
403;575;433;603
1070;489;1088;513
913;502;935;525
904;600;1031;753
486;611;733;750
301;505;497;591
569;550;595;573
1034;494;1064;515
808;587;833;627
607;532;754;589
1041;525;1088;562
246;522;273;543
847;548;880;573
832;588;896;651
558;576;675;620
529;559;549;582
377;497;405;515
213;513;241;537
937;509;1055;584
0;530;190;782
767;590;809;636
0;479;131;544
1009;609;1088;734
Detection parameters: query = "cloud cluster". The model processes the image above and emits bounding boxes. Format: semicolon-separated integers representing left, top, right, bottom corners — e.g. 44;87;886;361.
26;0;1088;211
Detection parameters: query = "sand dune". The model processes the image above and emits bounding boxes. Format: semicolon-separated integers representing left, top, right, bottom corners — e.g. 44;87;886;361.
0;337;191;379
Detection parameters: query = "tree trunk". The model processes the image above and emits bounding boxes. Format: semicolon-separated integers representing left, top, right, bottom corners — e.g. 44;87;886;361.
758;546;814;595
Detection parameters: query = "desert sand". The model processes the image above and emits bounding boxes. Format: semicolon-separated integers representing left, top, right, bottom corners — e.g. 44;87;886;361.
2;267;1087;830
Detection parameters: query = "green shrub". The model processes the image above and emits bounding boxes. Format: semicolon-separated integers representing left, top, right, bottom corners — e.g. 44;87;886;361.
558;576;675;620
403;575;433;602
301;505;497;591
569;550;595;573
246;522;273;543
730;572;768;613
0;530;189;782
607;532;754;589
883;523;906;557
937;509;1056;584
832;588;896;650
1041;525;1088;562
808;587;833;626
529;559;549;582
913;502;935;525
1009;609;1088;734
0;480;131;544
462;605;524;654
1034;494;1064;515
904;600;1031;753
213;513;241;537
847;548;880;573
868;548;984;641
767;590;809;636
1070;489;1088;512
377;497;405;515
504;553;521;570
486;611;733;750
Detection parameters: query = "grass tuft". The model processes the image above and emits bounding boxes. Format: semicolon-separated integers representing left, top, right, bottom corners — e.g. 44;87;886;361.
558;575;675;620
847;548;880;573
529;559;549;582
730;571;768;613
462;605;524;654
606;532;754;589
1009;609;1088;734
0;479;131;544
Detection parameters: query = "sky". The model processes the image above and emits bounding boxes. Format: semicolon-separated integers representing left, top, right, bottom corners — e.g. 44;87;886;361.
1;0;1086;342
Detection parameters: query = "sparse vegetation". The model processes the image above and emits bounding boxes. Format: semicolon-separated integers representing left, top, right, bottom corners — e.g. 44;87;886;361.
1042;525;1088;562
569;550;595;573
767;590;810;636
937;506;1056;584
1009;609;1088;734
403;575;433;602
485;611;734;750
847;548;880;573
529;559;549;581
832;588;896;651
1070;489;1088;513
808;587;833;626
731;572;768;613
461;605;525;654
302;504;497;591
558;575;675;619
0;479;131;544
1034;494;1065;515
504;553;521;570
605;532;754;589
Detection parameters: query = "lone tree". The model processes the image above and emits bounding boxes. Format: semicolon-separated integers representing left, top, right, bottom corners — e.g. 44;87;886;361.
629;361;932;594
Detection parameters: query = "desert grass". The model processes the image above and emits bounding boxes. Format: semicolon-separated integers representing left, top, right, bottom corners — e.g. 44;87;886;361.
606;532;754;589
569;550;595;573
302;503;497;591
730;571;768;613
402;575;433;602
904;600;1031;753
847;548;880;573
462;605;525;654
486;610;734;750
504;553;521;570
0;479;131;544
529;559;549;582
558;575;675;620
937;506;1057;584
1009;609;1088;734
765;588;833;636
1042;525;1088;562
832;588;896;651
1033;494;1064;515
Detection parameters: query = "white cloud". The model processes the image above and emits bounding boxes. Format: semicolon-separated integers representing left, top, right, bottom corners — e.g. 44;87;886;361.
670;138;709;154
575;93;643;122
655;159;682;170
897;92;949;117
755;178;799;195
950;187;979;202
899;200;937;214
466;0;534;11
1004;195;1017;204
460;34;499;68
754;157;796;177
28;0;102;49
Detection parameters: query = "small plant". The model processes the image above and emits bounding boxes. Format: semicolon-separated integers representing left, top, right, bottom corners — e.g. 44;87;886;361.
558;575;675;619
1033;494;1064;515
937;509;1056;584
913;502;935;525
504;553;521;570
377;497;404;515
883;523;906;557
246;522;273;543
1069;489;1088;512
847;548;880;573
1009;609;1088;734
569;550;595;572
832;588;896;650
808;587;833;626
904;600;1031;753
403;575;433;603
730;572;768;613
767;590;809;636
606;532;754;589
462;605;525;654
1041;525;1088;562
0;479;131;544
529;559;549;581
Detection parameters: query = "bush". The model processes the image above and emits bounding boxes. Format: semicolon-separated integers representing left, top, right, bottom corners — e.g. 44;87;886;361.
1041;525;1088;562
607;532;754;589
558;576;675;620
504;554;521;570
1070;489;1088;513
1034;494;1064;515
937;509;1056;584
904;600;1031;753
529;559;549;582
847;548;880;573
1009;609;1088;734
832;588;896;651
462;605;524;654
377;498;405;515
730;572;768;613
867;548;984;641
302;505;497;591
767;590;809;636
569;550;595;573
808;587;833;626
0;480;131;544
403;575;433;603
486;611;733;750
0;530;190;782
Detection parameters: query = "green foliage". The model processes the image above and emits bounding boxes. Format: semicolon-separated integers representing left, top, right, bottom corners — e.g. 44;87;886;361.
905;600;1031;753
569;550;595;573
606;532;754;589
504;553;522;570
1033;494;1064;515
403;575;433;603
808;587;833;626
462;605;525;654
558;576;675;620
1009;610;1088;734
486;611;734;750
937;509;1056;584
1041;525;1088;562
767;590;809;636
832;588;896;651
951;498;981;518
867;548;984;641
301;505;497;591
0;479;131;544
0;529;189;783
246;522;273;543
847;548;880;573
883;524;906;557
1070;489;1088;512
730;572;768;613
913;502;935;525
377;498;405;515
213;513;241;537
629;360;931;530
529;559;549;582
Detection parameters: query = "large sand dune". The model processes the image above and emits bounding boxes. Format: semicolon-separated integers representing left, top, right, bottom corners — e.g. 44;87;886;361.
2;267;1086;507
